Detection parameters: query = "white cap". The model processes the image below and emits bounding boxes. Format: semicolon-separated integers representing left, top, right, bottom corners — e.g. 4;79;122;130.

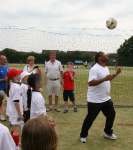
20;71;31;80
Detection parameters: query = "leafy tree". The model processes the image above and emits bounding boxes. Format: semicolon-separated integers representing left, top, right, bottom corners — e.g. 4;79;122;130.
117;36;133;66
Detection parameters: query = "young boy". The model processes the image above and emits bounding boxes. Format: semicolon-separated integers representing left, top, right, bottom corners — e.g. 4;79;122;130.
27;74;47;119
20;71;31;122
0;90;16;150
7;68;24;127
63;62;77;113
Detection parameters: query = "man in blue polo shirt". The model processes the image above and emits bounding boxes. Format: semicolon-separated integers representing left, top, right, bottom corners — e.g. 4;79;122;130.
0;55;8;121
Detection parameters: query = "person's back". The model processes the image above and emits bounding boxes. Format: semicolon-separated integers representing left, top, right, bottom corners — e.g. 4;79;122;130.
27;74;47;119
21;116;58;150
30;91;46;119
0;90;16;150
0;123;16;150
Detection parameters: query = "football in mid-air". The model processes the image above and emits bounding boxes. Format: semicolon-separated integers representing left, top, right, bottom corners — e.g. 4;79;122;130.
106;18;117;30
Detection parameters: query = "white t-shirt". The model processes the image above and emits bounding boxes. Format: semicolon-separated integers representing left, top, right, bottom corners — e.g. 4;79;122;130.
30;91;47;119
21;83;29;111
0;123;16;150
45;60;63;79
87;63;111;103
8;82;23;125
23;65;37;74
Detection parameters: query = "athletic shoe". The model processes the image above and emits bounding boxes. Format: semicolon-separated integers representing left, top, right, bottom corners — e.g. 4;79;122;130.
80;137;87;143
103;132;117;140
54;108;61;112
0;114;6;121
63;109;68;113
46;107;53;112
73;106;78;112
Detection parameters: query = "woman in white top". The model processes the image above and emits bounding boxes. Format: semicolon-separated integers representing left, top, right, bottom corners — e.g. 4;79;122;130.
23;56;41;75
27;73;46;119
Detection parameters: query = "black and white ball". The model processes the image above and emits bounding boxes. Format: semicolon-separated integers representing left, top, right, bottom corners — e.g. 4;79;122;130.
106;18;117;30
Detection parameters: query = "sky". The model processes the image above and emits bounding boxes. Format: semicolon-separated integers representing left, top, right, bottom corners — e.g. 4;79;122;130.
0;0;133;53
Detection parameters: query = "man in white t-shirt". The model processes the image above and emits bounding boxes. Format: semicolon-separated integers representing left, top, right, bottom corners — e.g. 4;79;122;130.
45;51;63;112
0;91;16;150
80;52;121;143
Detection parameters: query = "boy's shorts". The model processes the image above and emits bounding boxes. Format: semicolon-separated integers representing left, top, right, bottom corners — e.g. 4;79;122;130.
63;90;75;102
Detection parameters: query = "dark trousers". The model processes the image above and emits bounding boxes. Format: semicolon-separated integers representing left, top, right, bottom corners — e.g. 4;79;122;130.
23;110;30;123
80;100;116;138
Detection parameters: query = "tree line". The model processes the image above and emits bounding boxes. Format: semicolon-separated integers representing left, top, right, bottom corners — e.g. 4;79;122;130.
0;48;97;64
117;36;133;66
0;35;133;66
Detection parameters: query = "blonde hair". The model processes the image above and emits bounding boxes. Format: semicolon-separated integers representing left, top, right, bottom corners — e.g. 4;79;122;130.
27;56;35;64
21;116;58;150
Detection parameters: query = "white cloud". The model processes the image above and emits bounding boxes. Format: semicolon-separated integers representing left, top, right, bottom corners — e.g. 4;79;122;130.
0;0;133;29
0;0;133;52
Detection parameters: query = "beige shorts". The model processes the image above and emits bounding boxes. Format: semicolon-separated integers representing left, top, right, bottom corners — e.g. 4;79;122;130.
47;80;61;96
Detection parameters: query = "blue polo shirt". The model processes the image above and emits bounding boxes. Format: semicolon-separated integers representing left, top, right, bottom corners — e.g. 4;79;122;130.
0;65;8;90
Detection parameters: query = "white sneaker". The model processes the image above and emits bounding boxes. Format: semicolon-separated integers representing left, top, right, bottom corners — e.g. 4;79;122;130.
80;137;87;143
104;132;117;140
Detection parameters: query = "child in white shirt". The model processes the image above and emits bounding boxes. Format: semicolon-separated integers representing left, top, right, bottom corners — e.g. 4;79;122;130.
7;68;23;126
27;73;47;119
0;90;16;150
20;71;31;122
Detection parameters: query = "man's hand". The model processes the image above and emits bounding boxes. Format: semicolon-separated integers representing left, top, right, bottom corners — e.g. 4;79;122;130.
104;75;114;81
116;67;122;75
104;68;122;82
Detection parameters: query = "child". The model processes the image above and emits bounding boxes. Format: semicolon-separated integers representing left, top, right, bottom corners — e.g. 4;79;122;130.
6;68;24;149
63;62;77;113
27;73;47;119
0;89;16;150
22;115;57;150
20;71;31;122
7;68;24;126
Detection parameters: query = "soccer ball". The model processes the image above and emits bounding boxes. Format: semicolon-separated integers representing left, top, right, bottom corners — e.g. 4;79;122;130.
106;18;117;30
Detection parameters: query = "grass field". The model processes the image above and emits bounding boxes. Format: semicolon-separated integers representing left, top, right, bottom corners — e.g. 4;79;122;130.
1;64;133;150
50;108;133;150
11;64;133;106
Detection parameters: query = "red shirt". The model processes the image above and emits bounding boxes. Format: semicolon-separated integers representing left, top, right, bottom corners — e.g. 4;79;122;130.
63;71;75;90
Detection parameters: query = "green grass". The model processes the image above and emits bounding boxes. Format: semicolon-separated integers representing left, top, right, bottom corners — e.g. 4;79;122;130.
2;64;133;150
9;64;133;106
49;108;133;150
